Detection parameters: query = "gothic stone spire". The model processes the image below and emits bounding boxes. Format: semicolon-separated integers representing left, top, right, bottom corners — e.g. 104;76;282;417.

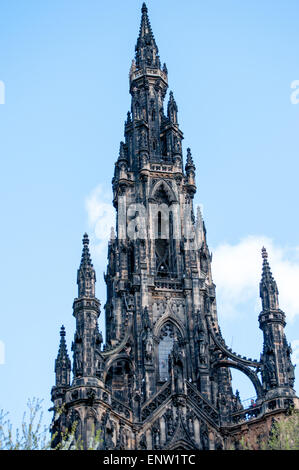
258;247;296;393
135;3;160;70
260;246;279;311
77;233;96;298
55;325;71;386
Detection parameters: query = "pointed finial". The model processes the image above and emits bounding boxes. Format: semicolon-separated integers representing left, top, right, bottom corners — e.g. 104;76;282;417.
261;246;273;281
56;325;70;360
80;233;92;267
260;246;280;310
185;147;196;172
83;232;89;246
55;325;71;386
262;246;268;259
142;2;148;13
78;233;96;297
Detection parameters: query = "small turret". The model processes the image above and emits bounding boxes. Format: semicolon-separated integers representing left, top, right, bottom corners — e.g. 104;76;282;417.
185;148;196;195
185;148;196;174
55;325;71;387
258;248;296;397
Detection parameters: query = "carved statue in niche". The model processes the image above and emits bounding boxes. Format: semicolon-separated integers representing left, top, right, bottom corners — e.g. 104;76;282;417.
87;388;96;405
174;136;181;154
200;249;208;274
200;422;209;450
116;422;126;450
172;339;181;364
283;335;295;387
164;407;175;438
174;362;184;394
263;352;277;387
143;306;150;330
73;349;83;377
105;420;115;450
197;315;207;364
186;408;195;437
144;329;154;362
151;421;161;450
169;339;184;394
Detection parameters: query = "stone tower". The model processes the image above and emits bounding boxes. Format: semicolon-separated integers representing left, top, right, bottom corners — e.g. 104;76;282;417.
50;4;298;450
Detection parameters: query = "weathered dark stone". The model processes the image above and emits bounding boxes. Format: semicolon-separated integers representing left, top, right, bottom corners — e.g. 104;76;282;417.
50;3;298;450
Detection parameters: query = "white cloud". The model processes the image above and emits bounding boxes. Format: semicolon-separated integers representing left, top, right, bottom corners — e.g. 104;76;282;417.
212;235;299;321
85;185;115;263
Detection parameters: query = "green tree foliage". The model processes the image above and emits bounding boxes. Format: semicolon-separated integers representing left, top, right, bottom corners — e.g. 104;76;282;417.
239;410;299;450
264;411;299;450
0;398;102;450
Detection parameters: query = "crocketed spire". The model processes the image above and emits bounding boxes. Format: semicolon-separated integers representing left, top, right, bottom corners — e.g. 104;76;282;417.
55;325;71;386
135;3;160;69
260;247;279;310
185;148;196;173
77;233;96;298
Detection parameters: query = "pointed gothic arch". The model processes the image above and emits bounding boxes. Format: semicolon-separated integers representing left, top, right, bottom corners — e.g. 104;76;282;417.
150;179;177;205
212;359;263;399
154;320;184;382
104;356;135;406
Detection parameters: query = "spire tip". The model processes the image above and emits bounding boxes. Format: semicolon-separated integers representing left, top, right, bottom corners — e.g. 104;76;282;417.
262;246;268;259
83;233;89;246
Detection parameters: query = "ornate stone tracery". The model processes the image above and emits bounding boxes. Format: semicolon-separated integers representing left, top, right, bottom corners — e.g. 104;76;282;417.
50;3;298;451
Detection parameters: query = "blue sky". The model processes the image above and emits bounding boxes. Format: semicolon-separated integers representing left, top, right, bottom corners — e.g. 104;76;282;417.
0;0;299;431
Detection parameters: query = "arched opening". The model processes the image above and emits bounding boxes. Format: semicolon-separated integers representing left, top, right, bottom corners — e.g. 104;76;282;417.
230;368;257;409
105;359;133;407
214;359;263;398
158;322;182;382
158;329;174;381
